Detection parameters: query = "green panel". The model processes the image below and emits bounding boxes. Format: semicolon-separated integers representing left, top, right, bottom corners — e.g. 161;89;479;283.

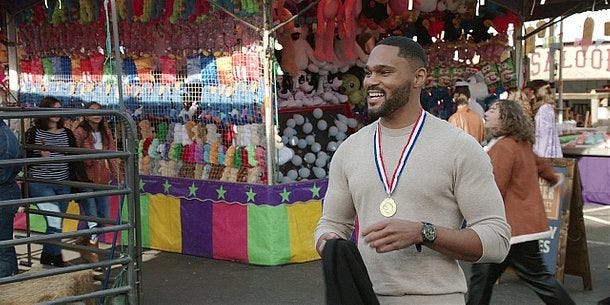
122;194;150;248
247;204;290;265
140;195;150;248
28;205;47;233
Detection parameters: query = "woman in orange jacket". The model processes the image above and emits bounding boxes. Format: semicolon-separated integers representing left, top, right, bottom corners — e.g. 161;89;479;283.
467;99;574;305
72;101;122;263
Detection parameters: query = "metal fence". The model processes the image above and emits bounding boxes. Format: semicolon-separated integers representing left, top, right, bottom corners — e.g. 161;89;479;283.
0;107;141;305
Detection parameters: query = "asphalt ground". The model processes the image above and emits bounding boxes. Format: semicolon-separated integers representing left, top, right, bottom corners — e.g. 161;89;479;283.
5;202;609;304
138;202;610;305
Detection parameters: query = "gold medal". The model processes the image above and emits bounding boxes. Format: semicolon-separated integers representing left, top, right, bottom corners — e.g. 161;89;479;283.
379;197;397;217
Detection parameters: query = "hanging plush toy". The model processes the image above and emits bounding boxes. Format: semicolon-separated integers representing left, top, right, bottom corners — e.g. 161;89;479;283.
292;25;323;78
134;54;155;83
314;0;341;62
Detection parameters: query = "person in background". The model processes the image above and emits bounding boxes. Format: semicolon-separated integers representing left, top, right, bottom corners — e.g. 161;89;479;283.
72;101;122;263
467;99;574;305
315;36;510;304
505;87;533;119
25;96;89;267
530;80;563;158
522;82;536;110
448;89;486;143
454;81;485;118
0;119;22;277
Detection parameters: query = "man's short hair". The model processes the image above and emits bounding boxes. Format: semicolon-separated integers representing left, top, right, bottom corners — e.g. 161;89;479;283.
377;36;427;68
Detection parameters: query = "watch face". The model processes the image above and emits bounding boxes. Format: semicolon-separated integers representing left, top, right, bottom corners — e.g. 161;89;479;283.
422;223;437;243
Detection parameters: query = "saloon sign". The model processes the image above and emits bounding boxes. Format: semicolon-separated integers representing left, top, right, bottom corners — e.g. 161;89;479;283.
529;43;610;80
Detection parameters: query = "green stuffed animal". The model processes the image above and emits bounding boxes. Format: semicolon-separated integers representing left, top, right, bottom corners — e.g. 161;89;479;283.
340;73;365;108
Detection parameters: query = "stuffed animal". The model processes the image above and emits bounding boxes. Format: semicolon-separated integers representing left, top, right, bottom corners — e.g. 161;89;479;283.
246;166;263;184
340;73;364;106
140;155;151;175
179;163;196;179
314;0;341;63
148;138;162;175
292;25;323;83
158;160;173;176
206;123;221;144
274;0;298;78
138;119;154;140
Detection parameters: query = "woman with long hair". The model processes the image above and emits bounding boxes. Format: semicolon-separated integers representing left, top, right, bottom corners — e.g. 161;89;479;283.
467;99;574;305
530;80;563;158
72;101;122;263
25;96;89;266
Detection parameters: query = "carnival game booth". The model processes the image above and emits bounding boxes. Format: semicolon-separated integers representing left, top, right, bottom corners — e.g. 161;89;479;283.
8;0;533;265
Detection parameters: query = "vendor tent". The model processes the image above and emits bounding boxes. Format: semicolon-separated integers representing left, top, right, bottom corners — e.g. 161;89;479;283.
1;0;609;20
490;0;610;21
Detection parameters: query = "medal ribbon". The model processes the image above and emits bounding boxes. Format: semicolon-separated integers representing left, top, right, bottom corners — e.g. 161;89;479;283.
373;110;426;196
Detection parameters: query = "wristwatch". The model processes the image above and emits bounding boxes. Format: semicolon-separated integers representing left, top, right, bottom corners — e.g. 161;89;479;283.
416;222;437;252
421;222;437;244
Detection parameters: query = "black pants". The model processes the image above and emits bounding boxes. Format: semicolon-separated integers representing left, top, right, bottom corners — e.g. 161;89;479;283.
467;240;575;305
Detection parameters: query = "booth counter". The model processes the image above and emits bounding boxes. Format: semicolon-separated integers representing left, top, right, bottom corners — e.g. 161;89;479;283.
15;176;328;266
562;144;610;205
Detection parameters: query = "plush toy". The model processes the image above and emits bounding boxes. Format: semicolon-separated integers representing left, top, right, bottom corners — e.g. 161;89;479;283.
339;73;364;108
291;25;323;83
221;167;239;182
492;10;521;34
183;121;196;146
140;155;151;175
138;119;154;140
179;163;196;179
470;16;493;43
414;16;433;45
158;160;172;176
274;0;298;77
315;0;341;62
205;123;221;144
246;166;263;184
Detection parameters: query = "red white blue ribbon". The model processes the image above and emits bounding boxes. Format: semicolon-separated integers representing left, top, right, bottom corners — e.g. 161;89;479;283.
373;110;427;196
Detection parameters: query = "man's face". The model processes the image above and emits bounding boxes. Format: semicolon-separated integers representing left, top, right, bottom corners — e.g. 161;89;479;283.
363;45;416;119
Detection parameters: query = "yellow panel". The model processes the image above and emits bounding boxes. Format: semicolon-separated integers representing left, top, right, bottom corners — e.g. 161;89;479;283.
287;200;322;263
62;201;81;232
148;194;182;252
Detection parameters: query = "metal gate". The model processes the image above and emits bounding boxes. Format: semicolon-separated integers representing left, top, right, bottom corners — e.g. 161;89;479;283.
0;107;141;305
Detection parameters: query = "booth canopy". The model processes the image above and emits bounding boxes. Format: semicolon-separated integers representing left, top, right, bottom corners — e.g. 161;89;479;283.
1;0;610;20
491;0;610;21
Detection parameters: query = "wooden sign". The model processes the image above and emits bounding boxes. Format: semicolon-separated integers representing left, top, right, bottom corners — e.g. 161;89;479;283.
538;158;592;290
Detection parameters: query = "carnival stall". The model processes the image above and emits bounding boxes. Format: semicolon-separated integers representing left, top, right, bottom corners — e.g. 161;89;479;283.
9;0;526;265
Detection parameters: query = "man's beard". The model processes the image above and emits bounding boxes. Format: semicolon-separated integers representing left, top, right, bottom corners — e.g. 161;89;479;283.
367;80;411;122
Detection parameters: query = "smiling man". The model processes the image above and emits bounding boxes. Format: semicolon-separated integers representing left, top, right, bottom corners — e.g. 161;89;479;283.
314;36;511;305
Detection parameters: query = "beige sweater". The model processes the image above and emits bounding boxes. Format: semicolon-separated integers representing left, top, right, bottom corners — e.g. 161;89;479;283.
315;113;510;304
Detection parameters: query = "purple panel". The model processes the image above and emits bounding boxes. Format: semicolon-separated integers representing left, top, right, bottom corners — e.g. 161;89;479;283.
141;175;329;206
181;199;213;257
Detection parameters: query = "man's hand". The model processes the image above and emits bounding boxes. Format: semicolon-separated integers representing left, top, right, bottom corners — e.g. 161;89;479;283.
316;232;340;256
361;219;422;253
